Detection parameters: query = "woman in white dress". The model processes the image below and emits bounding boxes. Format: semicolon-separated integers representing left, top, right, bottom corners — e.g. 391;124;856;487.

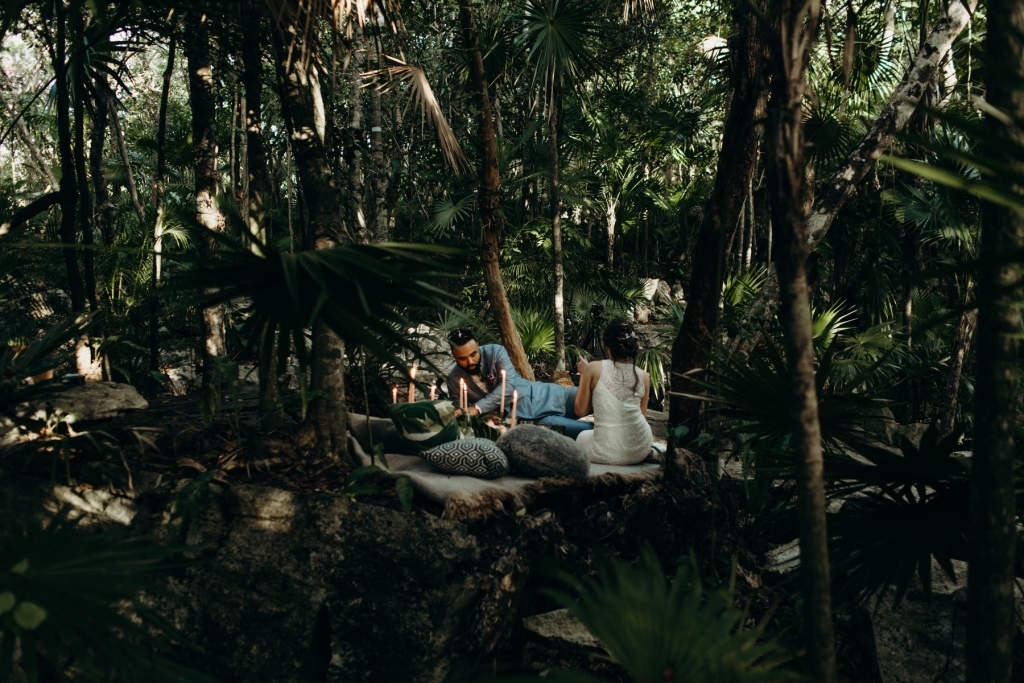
573;318;653;465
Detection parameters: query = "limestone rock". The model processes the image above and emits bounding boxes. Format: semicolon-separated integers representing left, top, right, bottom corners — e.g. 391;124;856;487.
496;425;590;480
858;407;899;446
0;471;490;683
14;381;148;423
523;608;603;652
646;409;668;439
652;280;673;306
896;422;932;449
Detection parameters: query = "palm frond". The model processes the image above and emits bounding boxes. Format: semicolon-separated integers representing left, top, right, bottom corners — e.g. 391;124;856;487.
536;547;799;683
369;56;471;174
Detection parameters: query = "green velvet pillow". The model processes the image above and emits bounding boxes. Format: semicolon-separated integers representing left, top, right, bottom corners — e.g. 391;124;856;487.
387;400;462;452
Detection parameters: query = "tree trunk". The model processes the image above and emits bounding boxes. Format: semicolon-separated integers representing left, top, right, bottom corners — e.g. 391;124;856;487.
458;0;535;381
966;0;1024;678
241;5;283;429
242;6;273;250
937;298;976;437
550;88;566;372
764;0;837;680
53;0;85;317
185;11;227;388
668;0;768;435
0;70;57;190
72;11;97;314
805;0;977;249
271;12;348;458
347;29;367;243
730;0;979;348
104;89;146;225
366;30;389;244
605;196;616;270
150;28;176;373
89;91;113;247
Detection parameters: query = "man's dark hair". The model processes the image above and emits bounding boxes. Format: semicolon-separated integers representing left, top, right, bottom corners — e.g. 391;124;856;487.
448;327;476;347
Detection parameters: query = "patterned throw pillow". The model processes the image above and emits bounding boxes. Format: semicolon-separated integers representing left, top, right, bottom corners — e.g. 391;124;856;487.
388;400;462;452
421;439;510;479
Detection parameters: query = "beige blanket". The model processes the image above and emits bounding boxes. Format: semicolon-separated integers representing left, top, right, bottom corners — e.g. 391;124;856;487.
348;425;661;521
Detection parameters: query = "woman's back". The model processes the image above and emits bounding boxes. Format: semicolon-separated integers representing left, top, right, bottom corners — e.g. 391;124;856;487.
577;360;653;465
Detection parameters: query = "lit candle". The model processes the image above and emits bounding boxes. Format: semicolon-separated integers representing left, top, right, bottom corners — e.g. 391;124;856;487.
408;365;418;403
499;369;507;417
392;386;398;404
510;390;518;428
459;379;467;412
429;385;436;401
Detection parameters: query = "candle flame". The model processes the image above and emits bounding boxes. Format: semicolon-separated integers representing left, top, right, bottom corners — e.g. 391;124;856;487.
410;365;418;379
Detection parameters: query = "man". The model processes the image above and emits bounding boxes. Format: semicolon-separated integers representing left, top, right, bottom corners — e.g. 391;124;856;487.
445;328;593;439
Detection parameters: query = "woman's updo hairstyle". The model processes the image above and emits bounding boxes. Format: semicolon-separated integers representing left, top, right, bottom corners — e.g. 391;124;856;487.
603;318;640;360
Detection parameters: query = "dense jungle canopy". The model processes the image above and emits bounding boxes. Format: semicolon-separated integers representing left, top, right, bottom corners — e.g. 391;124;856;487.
2;0;1024;680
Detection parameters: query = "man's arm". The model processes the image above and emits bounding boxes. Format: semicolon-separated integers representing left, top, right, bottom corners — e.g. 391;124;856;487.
473;345;517;415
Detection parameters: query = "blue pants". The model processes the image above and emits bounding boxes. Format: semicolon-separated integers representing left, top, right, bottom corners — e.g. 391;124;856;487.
535;386;593;439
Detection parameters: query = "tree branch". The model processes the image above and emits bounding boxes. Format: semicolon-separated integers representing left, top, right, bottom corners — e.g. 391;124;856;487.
0;191;60;237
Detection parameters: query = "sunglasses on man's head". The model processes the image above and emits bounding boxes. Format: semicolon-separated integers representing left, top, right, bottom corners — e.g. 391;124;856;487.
448;328;475;346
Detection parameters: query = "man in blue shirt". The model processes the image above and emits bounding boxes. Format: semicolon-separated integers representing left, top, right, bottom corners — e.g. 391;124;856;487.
445;328;594;439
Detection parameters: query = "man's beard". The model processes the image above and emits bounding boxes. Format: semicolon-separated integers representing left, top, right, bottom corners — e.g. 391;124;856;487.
465;364;481;375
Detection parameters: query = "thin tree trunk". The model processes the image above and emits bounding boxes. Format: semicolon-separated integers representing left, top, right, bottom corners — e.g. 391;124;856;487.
668;0;768;436
764;0;836;680
185;11;227;387
72;23;97;313
458;0;534;381
242;5;273;250
966;0;1024;677
366;29;388;243
105;89;145;225
89;90;113;247
605;196;616;270
0;70;57;189
53;0;85;317
241;3;282;428
272;13;348;458
151;28;176;372
937;297;976;437
550;87;566;372
230;86;238;199
347;29;366;243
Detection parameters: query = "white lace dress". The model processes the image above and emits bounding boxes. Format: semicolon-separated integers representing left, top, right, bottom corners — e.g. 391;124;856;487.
576;360;653;465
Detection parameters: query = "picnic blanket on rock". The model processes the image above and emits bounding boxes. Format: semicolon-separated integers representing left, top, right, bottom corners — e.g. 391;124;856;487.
347;414;661;521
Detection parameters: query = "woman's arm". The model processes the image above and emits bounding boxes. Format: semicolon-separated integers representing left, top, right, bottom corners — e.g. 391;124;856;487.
640;370;651;416
574;360;600;417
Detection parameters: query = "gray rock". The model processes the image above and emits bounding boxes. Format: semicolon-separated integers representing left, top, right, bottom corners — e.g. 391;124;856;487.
897;422;932;449
859;407;899;446
646;409;668;439
14;382;148;423
0;471;490;683
652;280;673;306
496;425;590;480
523;608;603;652
764;539;801;579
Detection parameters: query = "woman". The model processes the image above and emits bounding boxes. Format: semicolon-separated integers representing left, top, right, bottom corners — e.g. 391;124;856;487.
573;318;654;465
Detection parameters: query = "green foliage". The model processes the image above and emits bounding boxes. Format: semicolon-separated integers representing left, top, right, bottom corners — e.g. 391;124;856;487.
165;236;457;380
0;507;213;682
512;307;555;360
512;547;798;683
825;424;971;606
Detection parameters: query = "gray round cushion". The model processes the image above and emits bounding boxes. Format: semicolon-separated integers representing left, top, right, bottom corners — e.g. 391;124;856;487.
495;425;590;480
421;438;510;479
